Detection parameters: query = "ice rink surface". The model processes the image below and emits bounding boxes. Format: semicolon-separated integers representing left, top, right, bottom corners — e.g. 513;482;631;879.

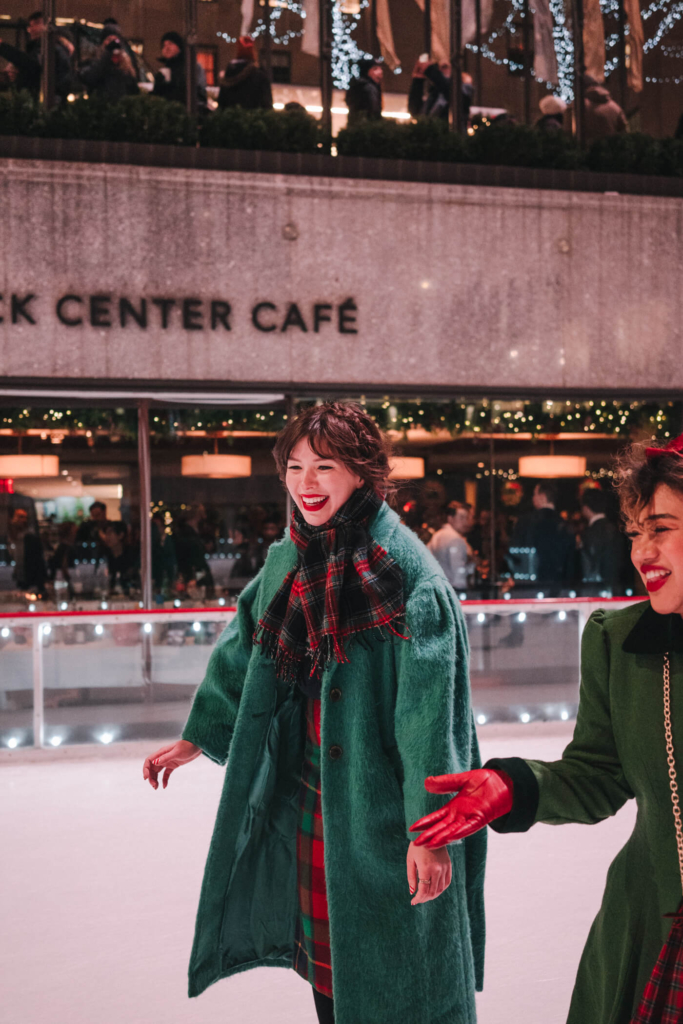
1;724;637;1024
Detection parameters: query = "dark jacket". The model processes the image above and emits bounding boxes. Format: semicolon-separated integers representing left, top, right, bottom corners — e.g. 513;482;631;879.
217;60;272;111
535;112;564;133
408;65;473;123
506;506;576;589
0;37;73;99
580;515;627;594
79;54;139;103
181;503;486;1022
489;602;683;1024
152;52;207;109
345;74;382;125
9;528;46;592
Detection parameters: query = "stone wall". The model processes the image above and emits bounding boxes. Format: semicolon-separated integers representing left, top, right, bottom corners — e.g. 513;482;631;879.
1;157;682;395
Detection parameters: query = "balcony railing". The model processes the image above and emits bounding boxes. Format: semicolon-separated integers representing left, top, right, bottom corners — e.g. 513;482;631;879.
0;597;644;750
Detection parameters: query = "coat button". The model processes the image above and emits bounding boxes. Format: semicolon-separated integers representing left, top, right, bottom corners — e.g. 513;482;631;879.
329;688;342;702
329;745;343;761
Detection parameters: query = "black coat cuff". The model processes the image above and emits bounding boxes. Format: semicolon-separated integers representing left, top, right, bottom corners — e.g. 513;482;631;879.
484;757;539;833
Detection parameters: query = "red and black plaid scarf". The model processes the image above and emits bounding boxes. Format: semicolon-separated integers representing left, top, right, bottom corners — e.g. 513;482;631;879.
253;486;407;695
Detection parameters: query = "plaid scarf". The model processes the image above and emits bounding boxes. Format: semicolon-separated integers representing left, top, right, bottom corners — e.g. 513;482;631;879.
253;486;408;696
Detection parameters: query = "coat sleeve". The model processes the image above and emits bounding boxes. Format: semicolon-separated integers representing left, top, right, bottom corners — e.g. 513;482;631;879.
393;575;479;838
491;609;634;832
181;573;260;765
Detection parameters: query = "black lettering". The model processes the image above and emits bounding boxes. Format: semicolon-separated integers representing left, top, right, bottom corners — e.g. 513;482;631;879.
338;298;358;335
313;304;332;333
151;298;176;329
280;303;308;333
11;293;36;325
119;297;148;329
252;302;277;332
211;301;232;331
90;294;112;328
56;294;83;326
182;298;203;331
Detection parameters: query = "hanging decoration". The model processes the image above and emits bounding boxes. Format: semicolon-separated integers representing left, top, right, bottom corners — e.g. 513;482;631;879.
218;0;307;48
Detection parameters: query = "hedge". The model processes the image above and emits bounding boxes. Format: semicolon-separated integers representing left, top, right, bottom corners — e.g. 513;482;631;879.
2;91;683;178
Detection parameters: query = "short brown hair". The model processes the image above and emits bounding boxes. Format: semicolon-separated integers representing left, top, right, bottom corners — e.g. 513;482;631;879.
614;439;683;522
272;401;393;495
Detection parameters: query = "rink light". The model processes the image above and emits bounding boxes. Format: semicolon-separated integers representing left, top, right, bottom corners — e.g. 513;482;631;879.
7;736;18;749
192;621;201;632
100;601;108;609
59;602;68;610
561;710;570;721
143;623;153;634
1;627;10;638
459;592;467;601
503;592;511;600
520;712;531;723
626;589;633;597
41;624;51;636
569;590;577;599
95;624;104;636
517;612;526;623
99;732;113;744
476;714;487;725
29;603;36;611
536;592;545;599
477;613;486;623
558;610;567;621
218;597;226;606
50;735;62;747
174;599;181;608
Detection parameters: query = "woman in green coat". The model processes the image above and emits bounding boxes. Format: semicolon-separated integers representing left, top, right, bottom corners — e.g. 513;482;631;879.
411;434;683;1024
143;402;486;1024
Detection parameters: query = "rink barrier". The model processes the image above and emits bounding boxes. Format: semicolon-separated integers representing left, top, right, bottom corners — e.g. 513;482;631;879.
0;597;645;749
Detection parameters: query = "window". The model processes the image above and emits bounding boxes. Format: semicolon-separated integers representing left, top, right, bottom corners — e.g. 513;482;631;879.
271;51;291;85
196;46;217;87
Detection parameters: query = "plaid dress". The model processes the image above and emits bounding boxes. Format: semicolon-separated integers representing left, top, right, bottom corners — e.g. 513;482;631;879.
631;909;683;1024
293;698;333;998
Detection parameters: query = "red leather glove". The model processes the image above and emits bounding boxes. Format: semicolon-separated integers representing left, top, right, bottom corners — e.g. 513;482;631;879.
409;768;514;848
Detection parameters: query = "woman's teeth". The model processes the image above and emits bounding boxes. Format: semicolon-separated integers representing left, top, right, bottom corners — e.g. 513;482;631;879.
302;495;328;509
645;569;670;581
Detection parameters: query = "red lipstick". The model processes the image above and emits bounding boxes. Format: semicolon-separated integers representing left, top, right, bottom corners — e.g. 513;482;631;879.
642;564;671;593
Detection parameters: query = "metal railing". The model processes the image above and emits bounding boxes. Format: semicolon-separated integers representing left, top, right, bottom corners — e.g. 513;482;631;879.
0;596;645;749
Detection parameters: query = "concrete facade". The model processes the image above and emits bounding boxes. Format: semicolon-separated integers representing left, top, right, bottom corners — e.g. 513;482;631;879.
1;157;682;395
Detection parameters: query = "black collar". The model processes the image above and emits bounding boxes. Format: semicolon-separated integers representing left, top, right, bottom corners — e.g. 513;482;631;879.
622;602;683;654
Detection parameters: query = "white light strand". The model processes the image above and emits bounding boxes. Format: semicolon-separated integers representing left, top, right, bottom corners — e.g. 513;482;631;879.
217;0;306;47
331;0;373;90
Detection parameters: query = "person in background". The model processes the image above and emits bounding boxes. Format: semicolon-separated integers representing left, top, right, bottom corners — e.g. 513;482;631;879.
76;499;108;547
174;503;214;596
217;35;272;111
408;59;474;125
0;10;72;100
584;74;628;142
103;520;139;595
536;94;567;133
345;57;383;126
579;487;628;596
152;30;207;111
48;520;78;593
79;28;139;103
427;500;476;594
505;480;576;595
100;17;140;78
8;507;46;595
151;511;177;600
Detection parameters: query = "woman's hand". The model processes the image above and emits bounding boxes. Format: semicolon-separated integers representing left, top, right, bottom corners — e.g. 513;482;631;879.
407;840;452;905
409;769;514;848
142;740;202;790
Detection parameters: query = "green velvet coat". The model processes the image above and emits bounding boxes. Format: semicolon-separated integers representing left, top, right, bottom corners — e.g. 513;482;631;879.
181;502;486;1024
492;601;683;1024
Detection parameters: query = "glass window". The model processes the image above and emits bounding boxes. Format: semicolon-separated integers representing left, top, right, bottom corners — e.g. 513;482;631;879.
197;46;217;86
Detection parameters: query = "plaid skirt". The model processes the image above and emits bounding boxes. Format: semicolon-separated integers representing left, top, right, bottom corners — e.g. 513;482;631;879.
631;909;683;1024
293;697;333;998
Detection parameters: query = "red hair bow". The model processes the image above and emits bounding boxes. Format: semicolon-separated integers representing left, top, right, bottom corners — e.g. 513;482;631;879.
645;434;683;460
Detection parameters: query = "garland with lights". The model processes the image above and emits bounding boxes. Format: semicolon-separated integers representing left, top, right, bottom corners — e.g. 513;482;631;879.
218;0;307;48
0;400;680;443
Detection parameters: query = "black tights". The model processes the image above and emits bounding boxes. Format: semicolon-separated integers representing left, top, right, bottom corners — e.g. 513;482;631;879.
313;988;335;1024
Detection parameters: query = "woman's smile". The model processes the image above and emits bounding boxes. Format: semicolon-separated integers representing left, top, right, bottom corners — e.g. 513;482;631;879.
300;494;330;513
642;563;671;592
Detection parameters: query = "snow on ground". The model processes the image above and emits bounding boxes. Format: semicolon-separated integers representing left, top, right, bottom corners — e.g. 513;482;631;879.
1;723;637;1024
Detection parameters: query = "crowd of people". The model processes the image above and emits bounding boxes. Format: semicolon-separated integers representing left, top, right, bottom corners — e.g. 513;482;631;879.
417;480;631;598
2;499;286;604
0;10;633;143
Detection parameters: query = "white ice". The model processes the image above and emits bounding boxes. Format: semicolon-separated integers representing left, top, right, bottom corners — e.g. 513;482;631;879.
1;723;637;1024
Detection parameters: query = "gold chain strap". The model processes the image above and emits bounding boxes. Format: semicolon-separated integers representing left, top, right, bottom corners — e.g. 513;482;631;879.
663;652;683;895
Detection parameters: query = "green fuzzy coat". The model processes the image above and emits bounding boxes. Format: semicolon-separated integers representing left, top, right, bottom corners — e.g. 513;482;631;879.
181;502;486;1024
492;601;683;1024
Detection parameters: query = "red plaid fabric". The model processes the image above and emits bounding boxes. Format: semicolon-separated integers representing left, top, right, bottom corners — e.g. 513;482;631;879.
293;698;333;998
253;486;407;691
631;909;683;1024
